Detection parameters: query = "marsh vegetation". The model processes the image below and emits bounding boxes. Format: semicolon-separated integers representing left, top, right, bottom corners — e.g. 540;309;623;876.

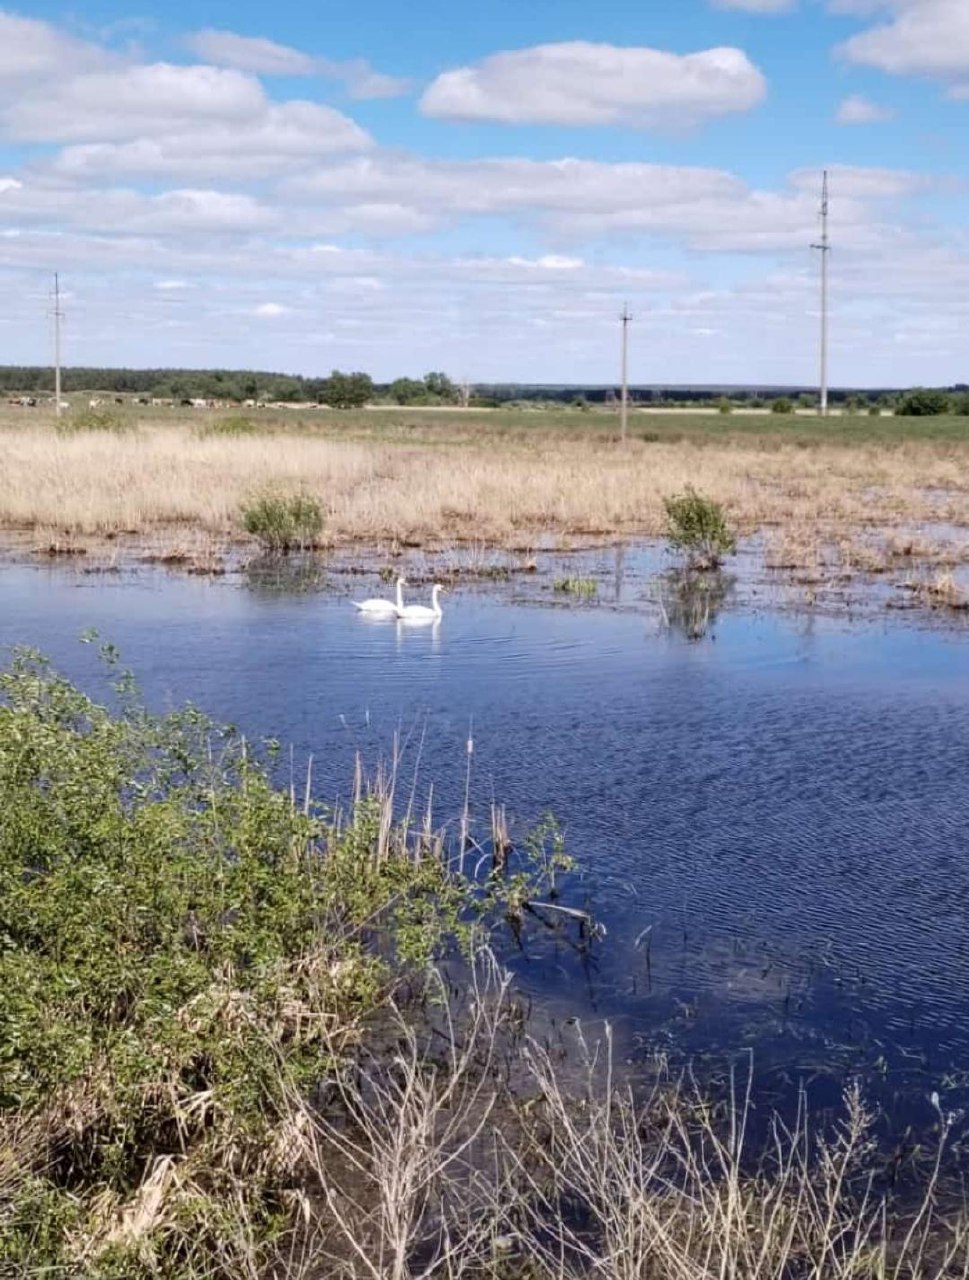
0;408;966;579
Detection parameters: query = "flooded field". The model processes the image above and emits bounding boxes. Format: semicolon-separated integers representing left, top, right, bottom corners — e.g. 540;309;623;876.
3;550;968;1143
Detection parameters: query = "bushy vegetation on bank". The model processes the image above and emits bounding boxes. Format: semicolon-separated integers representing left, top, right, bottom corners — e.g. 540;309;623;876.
0;646;565;1275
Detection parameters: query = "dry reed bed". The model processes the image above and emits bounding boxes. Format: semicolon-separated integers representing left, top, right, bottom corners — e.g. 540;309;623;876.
1;423;967;553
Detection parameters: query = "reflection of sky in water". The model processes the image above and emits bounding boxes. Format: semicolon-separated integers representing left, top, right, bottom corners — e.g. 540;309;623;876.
2;559;969;1126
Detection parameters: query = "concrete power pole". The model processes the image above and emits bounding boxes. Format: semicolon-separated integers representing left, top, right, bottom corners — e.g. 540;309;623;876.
52;273;64;418
811;171;830;417
620;303;632;442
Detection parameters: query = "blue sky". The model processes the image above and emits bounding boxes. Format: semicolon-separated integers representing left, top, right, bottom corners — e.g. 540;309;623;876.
1;0;968;385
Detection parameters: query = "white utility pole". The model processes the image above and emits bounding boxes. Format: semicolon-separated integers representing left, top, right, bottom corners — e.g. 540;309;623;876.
620;302;632;442
52;273;64;417
811;171;830;417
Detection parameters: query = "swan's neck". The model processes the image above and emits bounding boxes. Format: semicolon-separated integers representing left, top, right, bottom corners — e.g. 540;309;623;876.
431;585;442;615
396;579;404;611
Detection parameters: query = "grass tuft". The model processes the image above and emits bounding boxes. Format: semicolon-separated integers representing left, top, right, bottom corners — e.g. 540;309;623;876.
554;576;598;596
199;414;258;437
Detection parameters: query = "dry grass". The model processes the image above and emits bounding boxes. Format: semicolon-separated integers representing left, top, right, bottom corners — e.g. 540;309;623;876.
921;569;969;611
1;412;968;563
101;950;969;1280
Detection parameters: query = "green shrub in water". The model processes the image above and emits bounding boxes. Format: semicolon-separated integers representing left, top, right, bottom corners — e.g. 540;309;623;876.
664;487;736;570
242;490;324;551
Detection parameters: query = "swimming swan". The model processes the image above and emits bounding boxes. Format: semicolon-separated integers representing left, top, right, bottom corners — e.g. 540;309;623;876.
397;583;444;621
353;576;406;615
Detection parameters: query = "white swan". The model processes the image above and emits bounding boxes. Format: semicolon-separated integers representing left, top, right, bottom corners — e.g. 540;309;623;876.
396;583;444;621
353;576;406;616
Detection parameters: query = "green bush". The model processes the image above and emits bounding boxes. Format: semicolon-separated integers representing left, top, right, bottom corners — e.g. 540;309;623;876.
664;487;736;570
770;398;794;415
242;491;324;552
55;408;129;435
0;647;569;1273
200;414;258;437
718;397;732;415
896;388;951;416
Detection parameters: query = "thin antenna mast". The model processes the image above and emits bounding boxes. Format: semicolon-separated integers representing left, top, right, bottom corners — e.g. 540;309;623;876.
811;171;830;417
620;302;632;442
52;273;64;418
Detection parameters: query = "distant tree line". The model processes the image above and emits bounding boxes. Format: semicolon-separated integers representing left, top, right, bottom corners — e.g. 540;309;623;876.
0;366;459;409
1;366;968;414
0;366;325;402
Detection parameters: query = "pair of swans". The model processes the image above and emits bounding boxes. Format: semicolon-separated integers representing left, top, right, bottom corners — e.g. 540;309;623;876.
353;576;444;620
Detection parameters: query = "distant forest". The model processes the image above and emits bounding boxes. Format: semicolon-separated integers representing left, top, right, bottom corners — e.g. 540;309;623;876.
1;365;966;408
0;366;328;402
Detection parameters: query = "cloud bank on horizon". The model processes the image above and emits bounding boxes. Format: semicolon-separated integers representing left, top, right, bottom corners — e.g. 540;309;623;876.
0;0;967;386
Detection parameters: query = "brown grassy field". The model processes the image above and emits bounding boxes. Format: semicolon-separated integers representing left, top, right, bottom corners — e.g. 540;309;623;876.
1;406;967;582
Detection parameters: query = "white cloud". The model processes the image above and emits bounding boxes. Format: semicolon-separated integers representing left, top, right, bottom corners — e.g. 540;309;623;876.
289;155;746;224
140;189;275;234
0;11;112;84
420;41;766;127
0;8;965;385
334;61;412;100
51;102;371;181
788;164;928;198
287;155;916;251
838;0;969;93
711;0;797;11
3;63;265;143
0;15;371;180
186;28;410;98
0;178;278;236
531;255;584;270
4;215;969;385
835;94;897;122
187;30;317;76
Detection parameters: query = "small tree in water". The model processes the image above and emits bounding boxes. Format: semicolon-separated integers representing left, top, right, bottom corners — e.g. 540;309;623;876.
664;487;736;570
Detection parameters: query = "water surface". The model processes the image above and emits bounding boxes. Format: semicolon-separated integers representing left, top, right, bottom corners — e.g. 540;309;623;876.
3;559;968;1131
